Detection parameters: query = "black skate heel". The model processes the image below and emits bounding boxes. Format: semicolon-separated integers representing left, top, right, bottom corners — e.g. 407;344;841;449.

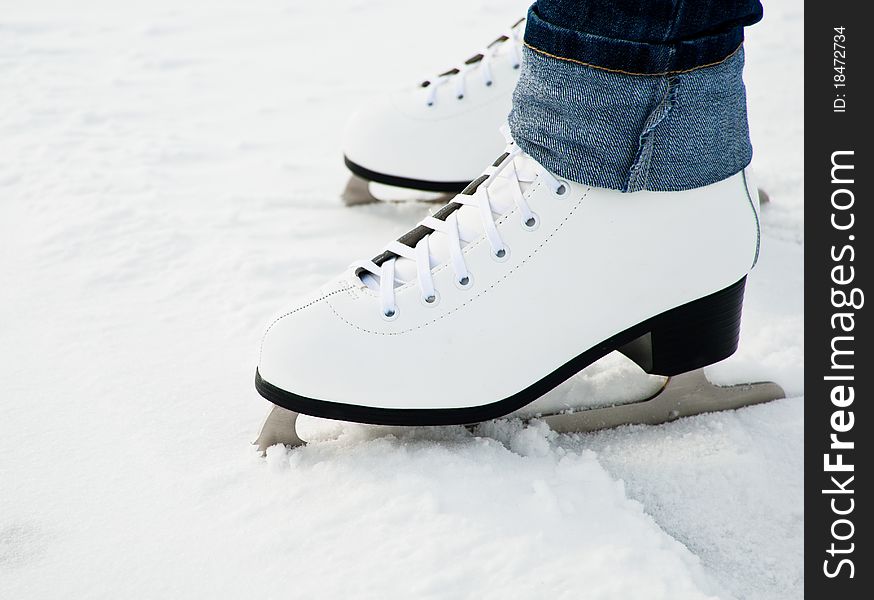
618;277;746;377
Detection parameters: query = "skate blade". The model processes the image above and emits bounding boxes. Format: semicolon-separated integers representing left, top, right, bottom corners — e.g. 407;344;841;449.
254;405;305;455
340;175;380;206
341;176;453;205
253;368;785;453
537;368;785;434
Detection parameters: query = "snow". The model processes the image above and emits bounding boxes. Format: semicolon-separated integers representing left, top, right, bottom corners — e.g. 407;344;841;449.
1;1;802;599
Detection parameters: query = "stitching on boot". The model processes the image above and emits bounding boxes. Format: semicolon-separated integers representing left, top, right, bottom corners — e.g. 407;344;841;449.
741;169;762;268
259;286;353;363
326;185;593;336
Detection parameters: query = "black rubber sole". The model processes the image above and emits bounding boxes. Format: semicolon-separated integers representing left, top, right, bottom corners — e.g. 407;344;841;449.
255;277;747;426
344;156;471;194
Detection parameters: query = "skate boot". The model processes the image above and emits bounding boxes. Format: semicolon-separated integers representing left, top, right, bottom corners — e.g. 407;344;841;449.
255;139;784;451
342;20;524;199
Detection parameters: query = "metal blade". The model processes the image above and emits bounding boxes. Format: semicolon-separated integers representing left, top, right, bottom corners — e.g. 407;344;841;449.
539;368;785;434
341;175;380;206
254;405;306;454
253;368;785;453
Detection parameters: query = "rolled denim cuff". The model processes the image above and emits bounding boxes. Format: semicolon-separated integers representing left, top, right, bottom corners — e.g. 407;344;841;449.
509;46;752;192
524;5;747;75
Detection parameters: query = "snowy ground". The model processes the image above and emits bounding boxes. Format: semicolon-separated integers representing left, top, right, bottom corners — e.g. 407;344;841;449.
1;1;802;599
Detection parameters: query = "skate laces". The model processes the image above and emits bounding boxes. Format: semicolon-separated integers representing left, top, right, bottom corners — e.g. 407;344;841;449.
422;20;523;107
352;139;565;318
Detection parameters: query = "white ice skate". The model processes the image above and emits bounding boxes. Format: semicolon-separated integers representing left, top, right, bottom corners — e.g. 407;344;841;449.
342;20;524;202
255;140;784;452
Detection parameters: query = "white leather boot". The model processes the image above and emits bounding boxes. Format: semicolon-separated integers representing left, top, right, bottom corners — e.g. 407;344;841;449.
343;20;523;194
256;139;764;427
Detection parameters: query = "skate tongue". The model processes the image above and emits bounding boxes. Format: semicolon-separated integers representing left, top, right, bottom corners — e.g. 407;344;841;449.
362;152;539;290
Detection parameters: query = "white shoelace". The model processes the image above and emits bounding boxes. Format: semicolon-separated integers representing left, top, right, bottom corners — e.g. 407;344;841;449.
352;142;566;318
422;24;523;107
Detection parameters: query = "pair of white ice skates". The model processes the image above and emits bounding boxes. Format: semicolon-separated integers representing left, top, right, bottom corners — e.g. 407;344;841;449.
255;22;784;452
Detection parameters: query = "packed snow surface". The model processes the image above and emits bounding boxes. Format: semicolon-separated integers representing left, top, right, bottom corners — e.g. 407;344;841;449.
1;1;802;598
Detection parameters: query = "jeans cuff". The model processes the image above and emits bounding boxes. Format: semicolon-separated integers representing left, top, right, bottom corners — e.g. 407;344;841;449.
524;5;746;75
509;45;752;192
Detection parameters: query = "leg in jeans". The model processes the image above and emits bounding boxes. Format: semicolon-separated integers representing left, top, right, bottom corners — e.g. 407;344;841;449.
511;1;763;191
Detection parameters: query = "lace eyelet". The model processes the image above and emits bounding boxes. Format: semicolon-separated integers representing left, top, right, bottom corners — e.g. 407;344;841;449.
521;213;540;231
420;291;440;307
492;247;510;262
426;102;434;107
456;94;464;100
485;80;493;87
455;274;474;290
550;181;569;198
381;307;399;322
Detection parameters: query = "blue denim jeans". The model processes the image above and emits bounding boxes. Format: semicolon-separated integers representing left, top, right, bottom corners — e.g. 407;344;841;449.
509;1;762;192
